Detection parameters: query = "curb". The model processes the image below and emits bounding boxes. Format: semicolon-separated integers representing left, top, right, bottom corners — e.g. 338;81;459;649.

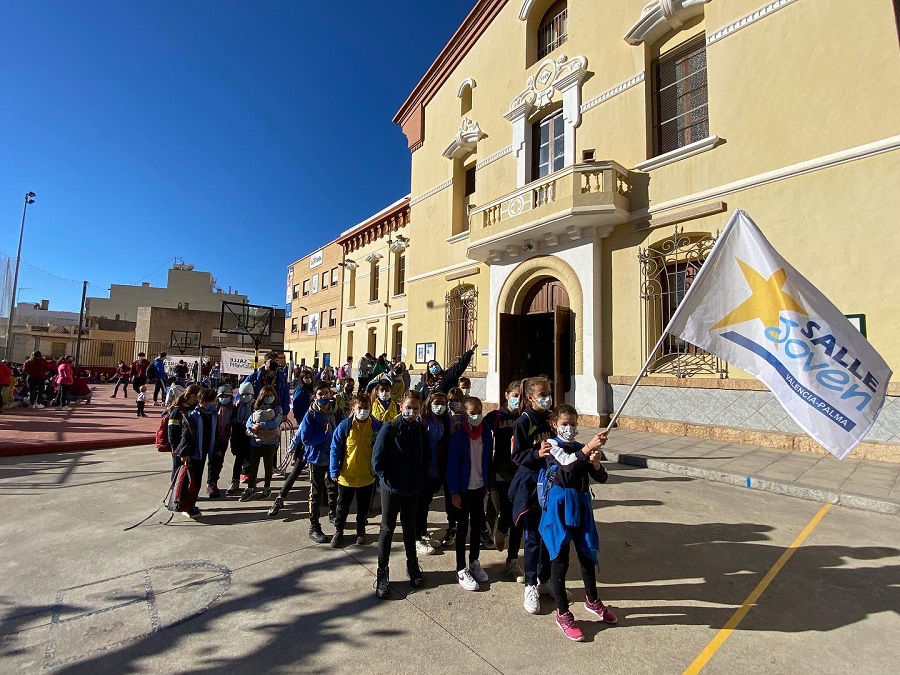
604;450;900;516
0;436;154;458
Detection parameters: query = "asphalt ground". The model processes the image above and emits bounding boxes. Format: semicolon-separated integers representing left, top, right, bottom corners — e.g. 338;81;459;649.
0;446;897;674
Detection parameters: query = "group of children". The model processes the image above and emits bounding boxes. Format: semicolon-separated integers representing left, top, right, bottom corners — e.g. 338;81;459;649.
161;361;616;641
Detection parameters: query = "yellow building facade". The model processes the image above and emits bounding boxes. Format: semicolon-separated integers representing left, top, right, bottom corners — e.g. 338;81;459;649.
393;0;900;448
285;241;345;369
337;197;411;369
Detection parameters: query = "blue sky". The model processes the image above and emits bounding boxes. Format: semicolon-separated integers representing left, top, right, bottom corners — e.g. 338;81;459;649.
0;1;473;313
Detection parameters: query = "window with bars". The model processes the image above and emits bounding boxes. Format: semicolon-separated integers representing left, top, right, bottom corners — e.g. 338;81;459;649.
653;36;709;156
537;1;567;59
533;111;565;179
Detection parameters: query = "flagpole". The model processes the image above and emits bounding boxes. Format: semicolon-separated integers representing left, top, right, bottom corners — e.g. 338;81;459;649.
603;210;744;434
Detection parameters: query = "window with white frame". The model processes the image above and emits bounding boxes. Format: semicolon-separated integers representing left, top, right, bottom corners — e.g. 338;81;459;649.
533;110;565;179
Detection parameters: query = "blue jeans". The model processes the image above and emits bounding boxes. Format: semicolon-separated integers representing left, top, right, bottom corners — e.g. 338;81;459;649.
113;378;129;397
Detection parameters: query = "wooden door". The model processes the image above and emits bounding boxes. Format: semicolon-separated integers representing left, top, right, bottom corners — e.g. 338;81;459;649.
554;306;572;395
499;313;522;402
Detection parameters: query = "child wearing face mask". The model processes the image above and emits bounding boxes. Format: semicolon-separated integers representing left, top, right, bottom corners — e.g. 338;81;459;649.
484;381;523;579
510;376;556;615
299;383;340;542
447;396;492;591
415;391;451;555
329;394;382;547
371;380;399;423
457;377;471;397
372;390;431;599
540;404;617;641
241;386;283;502
334;377;356;417
441;387;468;547
205;385;234;499
291;371;315;424
227;381;256;495
173;388;218;518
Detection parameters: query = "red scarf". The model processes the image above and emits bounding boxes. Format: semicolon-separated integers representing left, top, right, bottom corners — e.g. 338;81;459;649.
464;421;482;440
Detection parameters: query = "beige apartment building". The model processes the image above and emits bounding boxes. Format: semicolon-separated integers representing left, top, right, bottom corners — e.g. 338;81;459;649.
285;242;344;369
337;197;411;368
391;0;900;452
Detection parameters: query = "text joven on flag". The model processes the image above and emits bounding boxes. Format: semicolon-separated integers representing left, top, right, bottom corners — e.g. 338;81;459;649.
665;210;892;459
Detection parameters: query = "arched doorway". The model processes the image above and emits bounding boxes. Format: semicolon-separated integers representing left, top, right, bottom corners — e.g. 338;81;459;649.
499;276;572;398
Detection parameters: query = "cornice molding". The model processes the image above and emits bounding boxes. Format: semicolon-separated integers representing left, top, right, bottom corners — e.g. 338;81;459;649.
624;0;711;46
706;0;799;46
581;72;645;114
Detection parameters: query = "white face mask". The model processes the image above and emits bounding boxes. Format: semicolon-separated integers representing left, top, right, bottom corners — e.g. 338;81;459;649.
536;395;553;410
468;413;483;426
460;388;470;395
378;391;391;402
431;404;446;415
557;424;577;442
355;408;371;421
401;407;417;420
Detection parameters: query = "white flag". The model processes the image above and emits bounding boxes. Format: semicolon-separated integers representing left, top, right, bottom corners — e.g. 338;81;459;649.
220;349;257;376
667;210;892;459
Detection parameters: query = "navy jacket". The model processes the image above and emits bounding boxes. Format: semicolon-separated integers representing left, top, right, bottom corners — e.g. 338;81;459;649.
446;423;493;496
372;417;431;496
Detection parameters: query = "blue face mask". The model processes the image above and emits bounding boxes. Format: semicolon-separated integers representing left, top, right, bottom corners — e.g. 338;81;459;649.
429;364;441;375
508;396;519;409
218;397;231;405
263;396;275;405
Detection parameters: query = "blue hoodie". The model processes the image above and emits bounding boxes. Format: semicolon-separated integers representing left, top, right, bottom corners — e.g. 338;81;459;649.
151;357;166;381
446;422;493;497
300;409;335;466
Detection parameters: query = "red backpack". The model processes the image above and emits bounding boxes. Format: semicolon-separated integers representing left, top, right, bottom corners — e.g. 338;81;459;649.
155;413;171;453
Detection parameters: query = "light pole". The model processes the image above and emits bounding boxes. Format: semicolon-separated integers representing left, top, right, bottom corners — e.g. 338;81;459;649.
5;191;36;360
383;234;409;357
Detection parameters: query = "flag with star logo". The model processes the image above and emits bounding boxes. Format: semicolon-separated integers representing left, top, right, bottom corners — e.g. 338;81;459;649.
666;210;892;459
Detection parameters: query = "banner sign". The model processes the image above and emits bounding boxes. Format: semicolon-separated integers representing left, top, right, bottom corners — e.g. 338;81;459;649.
667;210;892;459
308;314;320;336
309;250;323;269
220;349;257;376
162;355;202;376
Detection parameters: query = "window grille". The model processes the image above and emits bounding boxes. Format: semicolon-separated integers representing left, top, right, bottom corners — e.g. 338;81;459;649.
538;1;568;59
638;227;727;377
654;36;709;155
445;285;477;368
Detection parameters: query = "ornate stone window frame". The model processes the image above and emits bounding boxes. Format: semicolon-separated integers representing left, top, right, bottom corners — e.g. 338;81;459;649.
505;54;587;187
442;117;487;160
624;0;711;46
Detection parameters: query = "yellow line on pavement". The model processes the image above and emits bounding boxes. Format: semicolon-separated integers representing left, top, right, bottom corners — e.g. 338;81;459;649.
683;502;832;674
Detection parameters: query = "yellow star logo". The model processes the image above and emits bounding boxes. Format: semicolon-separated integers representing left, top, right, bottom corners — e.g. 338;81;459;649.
711;259;807;330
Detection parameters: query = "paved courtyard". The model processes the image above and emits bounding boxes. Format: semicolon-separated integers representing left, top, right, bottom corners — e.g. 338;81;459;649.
0;444;897;674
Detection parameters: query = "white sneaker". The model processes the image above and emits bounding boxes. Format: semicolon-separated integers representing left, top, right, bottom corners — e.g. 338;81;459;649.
523;584;540;614
469;560;489;583
538;582;572;600
35;404;45;409
457;568;480;591
415;537;435;556
60;406;72;411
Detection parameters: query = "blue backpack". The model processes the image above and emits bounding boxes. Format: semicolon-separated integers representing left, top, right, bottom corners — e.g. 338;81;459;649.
536;464;558;509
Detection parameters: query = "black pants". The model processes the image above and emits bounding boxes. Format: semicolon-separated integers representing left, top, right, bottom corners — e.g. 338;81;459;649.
54;384;71;408
113;378;129;397
443;480;459;530
308;464;337;523
415;477;443;540
27;376;45;405
247;445;276;489
207;448;225;485
523;508;551;586
335;482;375;534
456;486;486;571
231;433;251;482
136;401;145;416
551;546;598;614
278;454;307;499
377;490;419;570
132;376;146;394
152;379;165;403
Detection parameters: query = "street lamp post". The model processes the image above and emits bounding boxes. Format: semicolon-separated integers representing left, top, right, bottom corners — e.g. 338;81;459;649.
5;192;36;360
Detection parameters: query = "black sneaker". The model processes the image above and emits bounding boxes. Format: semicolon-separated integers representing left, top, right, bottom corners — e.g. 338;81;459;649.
441;526;457;548
225;480;241;496
407;560;424;588
268;496;284;517
375;567;390;599
260;487;271;499
480;527;495;549
239;488;256;502
309;524;328;544
331;531;344;548
356;533;366;545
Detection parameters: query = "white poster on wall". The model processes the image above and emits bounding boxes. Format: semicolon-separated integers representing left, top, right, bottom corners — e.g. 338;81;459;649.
220;349;258;376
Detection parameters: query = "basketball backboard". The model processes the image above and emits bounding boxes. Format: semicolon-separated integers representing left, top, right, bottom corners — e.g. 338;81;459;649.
170;330;201;354
219;302;273;343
